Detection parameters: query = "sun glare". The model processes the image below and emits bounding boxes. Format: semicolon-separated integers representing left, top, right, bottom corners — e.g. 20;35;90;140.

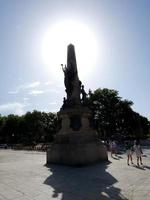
42;21;98;80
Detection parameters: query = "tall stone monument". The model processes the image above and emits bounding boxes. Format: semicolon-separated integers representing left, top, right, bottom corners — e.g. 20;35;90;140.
47;44;108;165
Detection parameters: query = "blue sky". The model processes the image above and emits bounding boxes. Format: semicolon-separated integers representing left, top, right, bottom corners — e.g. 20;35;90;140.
0;0;149;119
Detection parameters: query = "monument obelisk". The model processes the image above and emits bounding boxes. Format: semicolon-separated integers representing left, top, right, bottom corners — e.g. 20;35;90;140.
47;44;108;165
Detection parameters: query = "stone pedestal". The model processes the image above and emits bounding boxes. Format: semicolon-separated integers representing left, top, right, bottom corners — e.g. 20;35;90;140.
47;106;108;166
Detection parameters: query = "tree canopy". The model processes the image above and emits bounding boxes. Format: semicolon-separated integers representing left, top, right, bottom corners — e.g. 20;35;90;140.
88;88;150;140
0;111;57;144
0;88;149;145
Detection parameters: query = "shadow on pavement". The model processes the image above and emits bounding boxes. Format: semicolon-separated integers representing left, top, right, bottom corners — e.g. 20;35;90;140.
44;161;128;200
143;165;150;170
111;155;123;160
117;156;123;159
132;164;145;170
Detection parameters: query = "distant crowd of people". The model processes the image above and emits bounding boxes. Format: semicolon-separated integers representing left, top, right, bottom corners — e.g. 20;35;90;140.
108;140;143;167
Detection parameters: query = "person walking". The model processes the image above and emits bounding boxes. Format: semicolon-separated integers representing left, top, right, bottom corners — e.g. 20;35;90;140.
133;140;143;166
110;141;117;157
125;141;134;165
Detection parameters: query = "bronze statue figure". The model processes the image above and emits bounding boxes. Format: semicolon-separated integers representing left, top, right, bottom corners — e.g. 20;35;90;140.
62;44;81;106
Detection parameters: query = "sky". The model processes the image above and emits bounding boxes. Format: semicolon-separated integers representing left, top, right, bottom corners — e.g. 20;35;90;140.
0;0;149;119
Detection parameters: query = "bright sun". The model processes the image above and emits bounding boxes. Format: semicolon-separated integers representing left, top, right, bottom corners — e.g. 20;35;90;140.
42;20;98;80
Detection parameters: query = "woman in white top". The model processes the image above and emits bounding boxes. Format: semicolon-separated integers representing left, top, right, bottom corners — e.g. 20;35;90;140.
133;141;143;166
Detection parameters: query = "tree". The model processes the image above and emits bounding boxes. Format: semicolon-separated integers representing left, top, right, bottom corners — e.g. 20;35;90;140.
88;88;149;140
0;111;58;145
0;114;20;144
0;87;149;144
41;112;58;142
0;115;5;143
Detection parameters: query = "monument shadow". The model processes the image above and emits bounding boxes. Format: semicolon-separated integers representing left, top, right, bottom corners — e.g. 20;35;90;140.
44;161;128;200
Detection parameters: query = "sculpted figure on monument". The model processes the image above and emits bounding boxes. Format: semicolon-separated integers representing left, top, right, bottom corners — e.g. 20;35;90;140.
62;44;81;107
61;97;67;109
80;84;87;104
62;64;74;96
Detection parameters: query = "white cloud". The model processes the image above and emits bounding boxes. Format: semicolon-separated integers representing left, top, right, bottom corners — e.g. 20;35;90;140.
0;102;25;116
8;81;62;97
44;81;53;86
29;90;44;96
26;82;41;89
8;81;41;95
29;88;60;96
47;88;60;94
19;81;41;90
8;90;19;94
49;102;57;105
23;97;30;101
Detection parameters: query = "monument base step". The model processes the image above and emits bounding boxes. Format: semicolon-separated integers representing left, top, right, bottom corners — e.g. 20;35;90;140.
47;134;108;166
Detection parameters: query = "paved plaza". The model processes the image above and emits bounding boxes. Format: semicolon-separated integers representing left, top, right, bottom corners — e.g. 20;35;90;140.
0;148;150;200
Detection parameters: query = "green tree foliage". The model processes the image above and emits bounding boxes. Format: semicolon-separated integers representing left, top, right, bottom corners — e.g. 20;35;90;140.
0;111;57;144
88;88;149;140
0;88;149;144
0;114;20;144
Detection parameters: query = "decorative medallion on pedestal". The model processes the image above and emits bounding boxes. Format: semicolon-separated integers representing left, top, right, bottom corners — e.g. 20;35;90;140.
47;44;108;166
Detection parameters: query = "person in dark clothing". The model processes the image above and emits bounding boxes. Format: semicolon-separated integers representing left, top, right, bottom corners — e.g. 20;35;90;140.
125;141;134;165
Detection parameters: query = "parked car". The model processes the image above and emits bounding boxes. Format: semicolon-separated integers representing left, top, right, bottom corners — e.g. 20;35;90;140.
0;144;8;149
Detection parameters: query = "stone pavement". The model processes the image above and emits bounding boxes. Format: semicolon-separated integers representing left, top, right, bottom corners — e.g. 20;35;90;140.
0;148;150;200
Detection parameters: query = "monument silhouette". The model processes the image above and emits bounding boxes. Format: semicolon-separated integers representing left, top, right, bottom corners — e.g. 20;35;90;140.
47;44;108;165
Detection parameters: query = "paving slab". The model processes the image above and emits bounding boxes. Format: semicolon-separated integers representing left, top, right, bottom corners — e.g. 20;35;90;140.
0;148;150;200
